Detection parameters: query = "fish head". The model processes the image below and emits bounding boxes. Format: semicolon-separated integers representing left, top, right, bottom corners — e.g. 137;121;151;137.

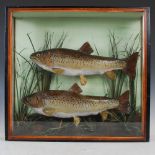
30;51;53;67
22;93;43;108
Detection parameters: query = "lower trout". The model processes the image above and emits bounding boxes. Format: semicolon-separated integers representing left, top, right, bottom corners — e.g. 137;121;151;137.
30;42;139;85
23;83;129;126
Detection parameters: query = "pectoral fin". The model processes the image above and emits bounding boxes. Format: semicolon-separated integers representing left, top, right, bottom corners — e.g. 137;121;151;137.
73;116;80;126
105;71;116;80
43;107;56;116
52;68;64;74
80;75;87;86
100;111;109;121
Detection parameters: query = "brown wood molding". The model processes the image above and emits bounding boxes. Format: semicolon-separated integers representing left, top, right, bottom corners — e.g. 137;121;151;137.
8;8;13;139
8;7;147;13
8;135;146;141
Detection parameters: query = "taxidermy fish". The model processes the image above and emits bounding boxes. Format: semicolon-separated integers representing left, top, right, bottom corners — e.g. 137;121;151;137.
23;83;129;126
30;42;139;85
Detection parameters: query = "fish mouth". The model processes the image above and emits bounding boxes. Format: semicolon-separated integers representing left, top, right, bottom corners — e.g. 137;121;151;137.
30;54;37;61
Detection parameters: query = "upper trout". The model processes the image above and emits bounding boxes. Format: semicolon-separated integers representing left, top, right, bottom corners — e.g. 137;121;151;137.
23;83;129;126
30;42;139;85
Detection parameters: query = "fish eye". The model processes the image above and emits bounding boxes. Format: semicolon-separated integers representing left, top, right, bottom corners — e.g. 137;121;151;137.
36;53;40;57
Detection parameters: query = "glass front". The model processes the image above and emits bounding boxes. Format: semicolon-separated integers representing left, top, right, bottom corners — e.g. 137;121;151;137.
12;11;143;137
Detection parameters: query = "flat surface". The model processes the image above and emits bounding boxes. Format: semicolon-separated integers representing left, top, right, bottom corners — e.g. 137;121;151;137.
0;141;154;155
0;120;154;155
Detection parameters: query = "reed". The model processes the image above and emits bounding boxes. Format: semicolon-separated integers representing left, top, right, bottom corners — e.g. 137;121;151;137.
97;31;141;122
123;33;141;120
14;32;67;121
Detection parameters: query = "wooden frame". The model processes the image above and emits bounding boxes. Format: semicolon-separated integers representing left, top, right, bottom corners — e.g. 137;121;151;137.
5;7;150;142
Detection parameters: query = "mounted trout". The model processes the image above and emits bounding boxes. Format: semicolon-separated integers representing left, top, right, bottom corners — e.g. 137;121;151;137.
23;83;130;126
30;42;139;85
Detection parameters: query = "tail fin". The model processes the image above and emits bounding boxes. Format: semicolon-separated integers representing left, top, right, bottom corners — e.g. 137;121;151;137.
123;52;139;79
118;91;130;114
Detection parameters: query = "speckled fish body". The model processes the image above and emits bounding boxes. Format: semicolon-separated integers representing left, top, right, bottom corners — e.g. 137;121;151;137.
31;48;126;76
24;90;119;118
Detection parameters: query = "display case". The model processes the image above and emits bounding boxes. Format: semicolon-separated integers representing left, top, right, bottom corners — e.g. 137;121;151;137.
5;7;150;141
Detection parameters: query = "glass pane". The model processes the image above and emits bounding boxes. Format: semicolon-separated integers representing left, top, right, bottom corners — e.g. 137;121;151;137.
12;11;143;138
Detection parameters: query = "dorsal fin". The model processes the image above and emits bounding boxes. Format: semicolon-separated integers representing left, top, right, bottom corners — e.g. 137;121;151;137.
69;83;82;94
79;42;93;55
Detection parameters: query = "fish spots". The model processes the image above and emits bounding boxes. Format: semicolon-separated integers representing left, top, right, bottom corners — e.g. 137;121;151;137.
26;90;120;117
31;48;131;79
